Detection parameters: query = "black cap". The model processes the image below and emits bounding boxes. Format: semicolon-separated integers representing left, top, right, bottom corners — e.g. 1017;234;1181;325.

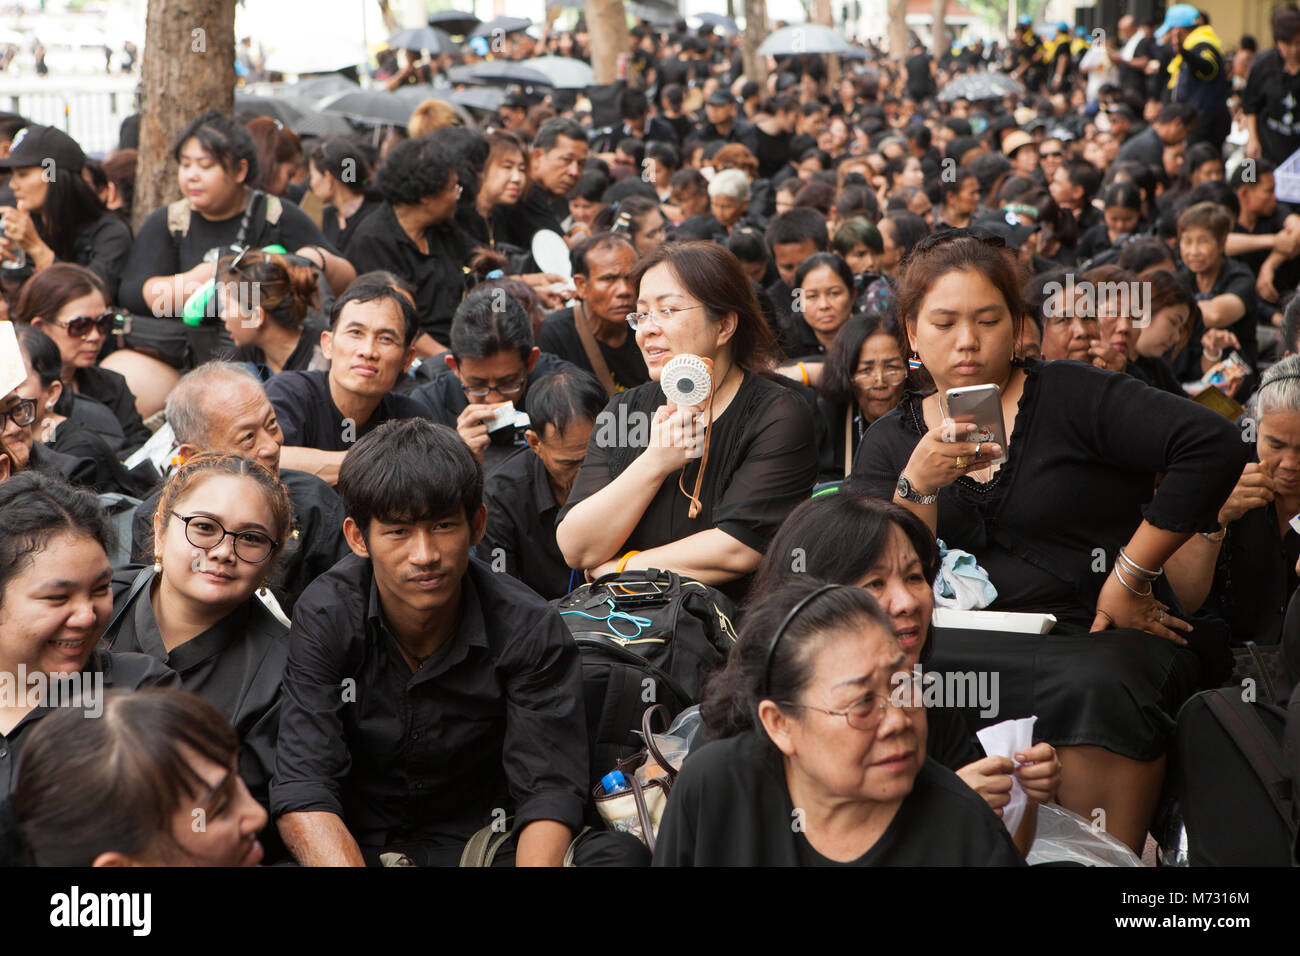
0;124;86;173
502;91;531;110
706;89;736;107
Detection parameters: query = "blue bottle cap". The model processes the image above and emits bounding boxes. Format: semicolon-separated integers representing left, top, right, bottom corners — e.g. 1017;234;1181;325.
601;770;629;794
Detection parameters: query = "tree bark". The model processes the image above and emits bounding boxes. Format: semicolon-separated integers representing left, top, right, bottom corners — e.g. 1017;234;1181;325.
889;0;909;61
812;0;839;86
741;0;769;86
132;0;237;232
931;0;947;56
585;0;630;86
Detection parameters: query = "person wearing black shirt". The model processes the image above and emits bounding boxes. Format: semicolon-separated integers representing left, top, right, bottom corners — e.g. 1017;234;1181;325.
129;362;349;612
695;90;758;155
1243;9;1300;167
502;118;589;253
1231;159;1300;312
763;209;830;341
752;97;796;181
410;287;575;475
538;233;648;397
1117;15;1157;104
588;87;678;154
343;136;468;354
271;419;621;867
1174;202;1258;379
904;43;937;101
307;139;383;253
214;247;325;377
1116;102;1193;169
655;578;1024;866
266;283;430;486
0;472;180;796
480;367;605;600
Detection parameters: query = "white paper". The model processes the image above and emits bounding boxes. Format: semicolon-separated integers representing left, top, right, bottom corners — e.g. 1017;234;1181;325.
976;716;1038;837
0;321;27;396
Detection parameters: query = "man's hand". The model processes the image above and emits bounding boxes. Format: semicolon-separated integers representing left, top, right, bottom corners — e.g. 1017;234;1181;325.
277;811;366;867
456;404;499;462
1218;461;1275;527
1258;264;1280;303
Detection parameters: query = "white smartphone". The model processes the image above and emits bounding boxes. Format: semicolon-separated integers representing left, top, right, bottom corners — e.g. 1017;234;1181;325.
943;384;1008;465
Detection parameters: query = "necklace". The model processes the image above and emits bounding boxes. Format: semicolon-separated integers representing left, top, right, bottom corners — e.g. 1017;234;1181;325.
391;633;434;669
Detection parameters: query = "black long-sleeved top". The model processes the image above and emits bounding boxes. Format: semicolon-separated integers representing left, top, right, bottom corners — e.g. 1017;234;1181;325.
67;212;134;299
851;359;1246;629
653;730;1023;867
269;554;588;851
0;647;179;795
104;566;289;806
75;366;150;454
129;467;350;613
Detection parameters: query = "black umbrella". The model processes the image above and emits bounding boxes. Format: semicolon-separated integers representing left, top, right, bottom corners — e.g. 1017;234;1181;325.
319;90;414;127
290;110;356;138
233;94;305;126
937;71;1025;103
627;1;679;25
427;10;481;37
289;74;359;99
469;16;532;40
461;60;552;87
386;27;458;56
696;13;738;34
450;86;507;114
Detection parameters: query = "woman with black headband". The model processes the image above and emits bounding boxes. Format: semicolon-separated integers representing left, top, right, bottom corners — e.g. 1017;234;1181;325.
653;576;1023;866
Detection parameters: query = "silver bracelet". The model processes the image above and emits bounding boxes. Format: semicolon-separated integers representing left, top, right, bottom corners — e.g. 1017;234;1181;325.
1117;547;1161;581
1113;564;1153;598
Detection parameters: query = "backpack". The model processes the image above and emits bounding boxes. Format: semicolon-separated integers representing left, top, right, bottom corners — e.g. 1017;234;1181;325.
552;568;737;784
166;189;283;245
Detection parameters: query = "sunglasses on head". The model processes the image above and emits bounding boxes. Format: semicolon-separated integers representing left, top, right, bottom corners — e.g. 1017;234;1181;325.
53;311;120;338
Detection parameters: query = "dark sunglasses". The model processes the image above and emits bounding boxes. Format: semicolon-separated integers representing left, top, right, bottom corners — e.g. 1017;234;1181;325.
51;311;121;339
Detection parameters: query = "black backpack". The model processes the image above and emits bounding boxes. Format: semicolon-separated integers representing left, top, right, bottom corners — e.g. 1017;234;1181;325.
552;569;737;784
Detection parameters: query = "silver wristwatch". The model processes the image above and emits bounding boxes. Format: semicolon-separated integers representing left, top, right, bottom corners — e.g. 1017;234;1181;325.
896;474;937;505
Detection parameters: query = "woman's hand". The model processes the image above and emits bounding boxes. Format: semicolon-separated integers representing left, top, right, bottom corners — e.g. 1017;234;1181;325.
1090;564;1192;644
641;402;707;478
956;755;1016;815
1200;328;1240;362
900;421;1002;496
1217;461;1274;527
1013;742;1060;805
0;204;41;254
517;272;569;310
1087;339;1127;372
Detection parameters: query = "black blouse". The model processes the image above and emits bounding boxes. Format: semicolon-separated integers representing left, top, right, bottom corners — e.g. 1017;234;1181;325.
559;371;819;602
851;359;1246;629
653;729;1024;867
1203;489;1299;647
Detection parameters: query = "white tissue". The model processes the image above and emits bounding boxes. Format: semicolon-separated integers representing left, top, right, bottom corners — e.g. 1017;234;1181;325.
975;716;1037;837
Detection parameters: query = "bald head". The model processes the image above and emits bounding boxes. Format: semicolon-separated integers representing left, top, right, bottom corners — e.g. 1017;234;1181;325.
166;362;283;476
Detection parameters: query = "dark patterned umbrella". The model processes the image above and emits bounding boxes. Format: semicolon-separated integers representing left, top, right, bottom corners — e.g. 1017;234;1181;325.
319;90;414;127
469;16;532;40
386;27;458;56
696;13;739;34
427;10;480;37
937;71;1026;102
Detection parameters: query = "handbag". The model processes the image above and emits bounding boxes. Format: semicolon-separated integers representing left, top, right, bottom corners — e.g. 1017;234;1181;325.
593;704;679;853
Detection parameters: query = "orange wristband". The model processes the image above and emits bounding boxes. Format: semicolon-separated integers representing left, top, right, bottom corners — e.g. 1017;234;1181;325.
615;550;641;573
797;362;809;386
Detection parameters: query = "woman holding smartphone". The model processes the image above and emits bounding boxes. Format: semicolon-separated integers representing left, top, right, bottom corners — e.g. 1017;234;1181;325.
850;229;1246;854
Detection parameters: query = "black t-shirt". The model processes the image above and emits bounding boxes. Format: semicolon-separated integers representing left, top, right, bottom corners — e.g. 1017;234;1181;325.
321;195;384;253
480;446;574;600
905;52;936;97
537;307;649;394
1236;208;1300;297
265;369;432;453
226;318;326;375
1174;258;1258;375
1115;126;1164;169
70;212;134;300
75;365;151;454
1242;49;1300;166
753;125;790;180
653;730;1023;866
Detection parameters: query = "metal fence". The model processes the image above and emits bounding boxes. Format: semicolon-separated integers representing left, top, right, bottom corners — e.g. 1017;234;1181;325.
0;77;138;156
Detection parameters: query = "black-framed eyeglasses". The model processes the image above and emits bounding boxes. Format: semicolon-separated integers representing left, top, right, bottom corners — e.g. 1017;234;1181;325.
3;397;37;428
461;376;526;400
169;511;276;563
51;311;121;339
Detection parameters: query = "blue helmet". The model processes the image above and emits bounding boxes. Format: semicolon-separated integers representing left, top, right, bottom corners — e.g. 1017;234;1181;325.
1018;14;1032;27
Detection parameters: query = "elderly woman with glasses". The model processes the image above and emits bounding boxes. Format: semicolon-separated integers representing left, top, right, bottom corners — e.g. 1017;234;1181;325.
556;241;818;601
103;453;293;835
849;229;1246;854
653;577;1025;866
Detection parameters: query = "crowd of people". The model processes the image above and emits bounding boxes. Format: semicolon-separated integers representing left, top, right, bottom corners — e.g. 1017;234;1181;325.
1;3;1299;868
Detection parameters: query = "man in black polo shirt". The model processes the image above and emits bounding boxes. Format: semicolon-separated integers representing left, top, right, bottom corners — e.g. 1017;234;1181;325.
480;367;604;600
410;287;574;474
589;87;678;155
129;361;349;612
342;136;468;354
271;419;617;867
537;232;646;397
1116;102;1193;168
503;117;589;248
267;282;430;486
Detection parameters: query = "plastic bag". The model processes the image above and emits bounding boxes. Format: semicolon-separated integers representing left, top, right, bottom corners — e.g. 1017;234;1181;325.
1025;804;1142;867
630;705;702;787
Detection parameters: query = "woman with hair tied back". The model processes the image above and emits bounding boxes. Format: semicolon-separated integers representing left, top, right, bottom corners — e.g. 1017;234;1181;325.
307;139;382;253
556;241;818;602
216;248;324;377
1;688;267;866
653;577;1024;866
850;230;1246;854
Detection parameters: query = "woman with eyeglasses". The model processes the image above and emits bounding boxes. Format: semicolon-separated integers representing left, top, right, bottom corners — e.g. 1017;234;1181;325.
102;453;292;829
556;241;818;602
653;577;1024;866
0;472;179;798
307;139;383;254
216;249;324;377
13;263;149;454
0;124;133;299
813;312;909;479
849;232;1246;853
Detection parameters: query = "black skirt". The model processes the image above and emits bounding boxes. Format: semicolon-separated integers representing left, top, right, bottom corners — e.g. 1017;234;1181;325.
928;625;1201;762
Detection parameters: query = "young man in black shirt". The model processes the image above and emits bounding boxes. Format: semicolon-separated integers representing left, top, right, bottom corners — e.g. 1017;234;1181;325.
271;419;623;866
480;367;605;600
695;90;759;155
504;117;589;249
537;232;647;397
1244;5;1300;167
267;282;429;486
764;209;830;342
1116;101;1193;168
410;287;574;474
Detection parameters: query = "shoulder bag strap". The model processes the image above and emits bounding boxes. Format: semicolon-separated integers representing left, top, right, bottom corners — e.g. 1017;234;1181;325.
573;302;619;398
103;566;155;646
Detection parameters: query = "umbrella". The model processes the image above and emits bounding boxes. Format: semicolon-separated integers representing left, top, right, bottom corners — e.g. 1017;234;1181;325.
427;10;481;36
937;71;1025;103
626;1;679;25
469;16;532;40
318;89;414;127
233;93;305;126
458;60;552;87
450;86;507;114
519;56;593;89
386;27;458;56
290;111;357;138
289;74;359;99
757;25;853;57
695;13;739;34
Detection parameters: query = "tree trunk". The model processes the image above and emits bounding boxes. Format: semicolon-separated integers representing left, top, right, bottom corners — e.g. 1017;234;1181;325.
585;0;630;86
741;0;769;85
889;0;909;61
375;0;401;35
931;0;947;56
133;0;237;232
812;0;839;86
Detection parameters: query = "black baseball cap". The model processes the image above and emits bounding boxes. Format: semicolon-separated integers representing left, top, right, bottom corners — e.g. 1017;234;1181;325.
706;89;736;107
0;124;86;173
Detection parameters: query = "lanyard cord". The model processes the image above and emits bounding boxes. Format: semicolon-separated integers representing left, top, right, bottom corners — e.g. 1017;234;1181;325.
561;599;654;639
